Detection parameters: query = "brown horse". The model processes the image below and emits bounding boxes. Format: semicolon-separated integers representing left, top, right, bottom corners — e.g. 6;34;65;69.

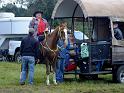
40;23;66;85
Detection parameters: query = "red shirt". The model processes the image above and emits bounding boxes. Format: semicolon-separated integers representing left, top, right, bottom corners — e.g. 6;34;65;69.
37;18;46;35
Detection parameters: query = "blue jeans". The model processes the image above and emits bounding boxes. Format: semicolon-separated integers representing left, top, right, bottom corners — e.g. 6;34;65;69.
65;54;70;67
20;56;35;84
56;58;65;82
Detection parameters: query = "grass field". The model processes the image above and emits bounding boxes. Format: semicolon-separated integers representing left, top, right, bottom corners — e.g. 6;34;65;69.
0;62;124;93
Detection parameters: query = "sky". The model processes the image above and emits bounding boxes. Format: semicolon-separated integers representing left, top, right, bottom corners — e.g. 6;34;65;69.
1;0;16;4
0;0;27;8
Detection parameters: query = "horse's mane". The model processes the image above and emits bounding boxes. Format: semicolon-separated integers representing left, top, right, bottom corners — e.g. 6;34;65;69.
47;23;66;37
47;25;60;37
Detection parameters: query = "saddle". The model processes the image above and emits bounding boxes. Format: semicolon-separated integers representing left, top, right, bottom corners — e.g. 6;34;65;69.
38;35;45;42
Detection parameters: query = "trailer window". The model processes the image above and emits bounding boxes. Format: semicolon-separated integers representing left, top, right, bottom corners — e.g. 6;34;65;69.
113;22;124;40
74;18;93;41
92;18;110;41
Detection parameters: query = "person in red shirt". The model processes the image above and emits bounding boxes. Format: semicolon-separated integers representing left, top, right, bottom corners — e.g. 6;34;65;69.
29;11;49;42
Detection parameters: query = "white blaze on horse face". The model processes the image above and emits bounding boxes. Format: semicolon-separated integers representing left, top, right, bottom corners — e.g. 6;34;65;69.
46;75;50;85
64;29;68;45
59;23;67;31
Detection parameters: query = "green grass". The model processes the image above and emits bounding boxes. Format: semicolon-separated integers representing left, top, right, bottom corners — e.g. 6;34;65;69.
0;62;124;93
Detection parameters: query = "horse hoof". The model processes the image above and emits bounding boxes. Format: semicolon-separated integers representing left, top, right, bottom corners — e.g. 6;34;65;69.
47;83;50;86
46;82;50;86
54;82;57;85
46;81;50;86
54;83;57;85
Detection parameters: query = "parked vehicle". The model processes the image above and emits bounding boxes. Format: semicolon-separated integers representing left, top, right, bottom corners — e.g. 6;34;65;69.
52;0;124;83
0;12;32;62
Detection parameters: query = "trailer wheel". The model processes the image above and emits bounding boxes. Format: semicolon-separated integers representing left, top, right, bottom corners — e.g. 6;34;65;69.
116;65;124;83
15;51;21;63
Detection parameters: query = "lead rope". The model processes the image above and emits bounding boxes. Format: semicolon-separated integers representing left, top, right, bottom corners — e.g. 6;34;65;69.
41;27;61;63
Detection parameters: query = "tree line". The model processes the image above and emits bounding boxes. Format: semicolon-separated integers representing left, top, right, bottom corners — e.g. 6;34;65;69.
0;0;57;21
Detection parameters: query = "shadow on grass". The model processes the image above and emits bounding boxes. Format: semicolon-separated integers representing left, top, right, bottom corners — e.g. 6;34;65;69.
64;75;114;84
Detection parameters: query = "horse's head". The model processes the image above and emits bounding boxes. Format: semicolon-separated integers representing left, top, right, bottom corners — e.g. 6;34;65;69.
57;22;67;40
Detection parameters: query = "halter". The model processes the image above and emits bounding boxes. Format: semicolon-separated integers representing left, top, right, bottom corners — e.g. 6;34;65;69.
43;26;64;51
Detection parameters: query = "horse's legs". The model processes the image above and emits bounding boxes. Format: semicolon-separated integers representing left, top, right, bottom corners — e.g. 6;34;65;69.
46;59;50;85
52;61;57;85
53;72;57;85
46;74;50;85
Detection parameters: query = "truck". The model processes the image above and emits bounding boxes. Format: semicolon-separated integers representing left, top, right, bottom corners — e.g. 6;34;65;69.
0;12;32;62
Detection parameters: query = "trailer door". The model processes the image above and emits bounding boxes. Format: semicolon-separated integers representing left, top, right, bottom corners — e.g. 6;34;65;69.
111;19;124;64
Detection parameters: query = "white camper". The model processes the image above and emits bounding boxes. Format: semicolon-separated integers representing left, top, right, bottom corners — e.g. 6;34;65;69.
0;12;32;62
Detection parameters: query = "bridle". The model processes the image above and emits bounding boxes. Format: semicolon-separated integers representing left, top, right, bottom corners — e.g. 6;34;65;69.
43;26;65;50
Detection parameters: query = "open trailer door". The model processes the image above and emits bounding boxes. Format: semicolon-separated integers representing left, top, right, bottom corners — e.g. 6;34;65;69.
111;17;124;64
110;17;124;83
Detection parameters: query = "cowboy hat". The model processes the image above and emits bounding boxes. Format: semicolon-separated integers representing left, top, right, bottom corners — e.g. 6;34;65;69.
33;11;43;17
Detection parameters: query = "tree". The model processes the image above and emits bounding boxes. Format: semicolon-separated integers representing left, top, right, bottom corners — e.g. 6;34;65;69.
27;0;57;20
0;3;28;17
0;0;58;19
0;0;2;3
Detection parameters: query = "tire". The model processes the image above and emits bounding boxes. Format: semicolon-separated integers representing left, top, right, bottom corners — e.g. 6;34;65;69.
14;51;21;63
116;65;124;83
79;74;98;80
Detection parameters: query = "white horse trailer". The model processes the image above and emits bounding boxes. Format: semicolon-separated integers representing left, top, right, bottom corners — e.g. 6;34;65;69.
0;13;32;61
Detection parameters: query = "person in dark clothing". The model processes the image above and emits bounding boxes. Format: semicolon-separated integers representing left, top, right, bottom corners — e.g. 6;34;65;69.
113;23;123;40
20;28;39;85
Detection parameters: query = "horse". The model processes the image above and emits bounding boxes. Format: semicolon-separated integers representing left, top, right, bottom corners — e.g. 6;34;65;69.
40;23;67;85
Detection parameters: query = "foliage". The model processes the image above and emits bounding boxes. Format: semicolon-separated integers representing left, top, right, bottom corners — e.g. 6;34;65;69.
0;0;57;20
74;21;91;37
0;0;2;3
27;0;57;20
0;3;28;17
